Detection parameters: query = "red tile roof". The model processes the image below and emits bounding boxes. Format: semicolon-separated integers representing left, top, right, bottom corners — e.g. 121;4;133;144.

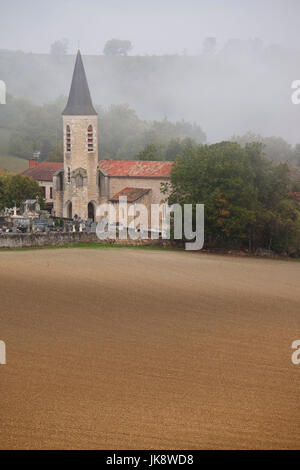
99;160;173;178
22;159;173;182
22;162;63;182
109;187;151;203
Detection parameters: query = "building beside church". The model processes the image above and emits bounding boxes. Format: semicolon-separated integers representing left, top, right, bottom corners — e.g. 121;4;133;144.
23;51;172;223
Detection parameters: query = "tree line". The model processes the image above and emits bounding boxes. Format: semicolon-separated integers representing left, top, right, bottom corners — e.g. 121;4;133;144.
1;95;300;168
166;142;300;256
0;95;207;161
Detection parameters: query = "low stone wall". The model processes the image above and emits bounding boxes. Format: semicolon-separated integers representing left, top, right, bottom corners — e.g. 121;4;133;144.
0;232;174;249
0;232;98;248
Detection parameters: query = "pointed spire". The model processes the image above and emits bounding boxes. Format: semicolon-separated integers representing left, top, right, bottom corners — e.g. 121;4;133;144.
62;50;97;116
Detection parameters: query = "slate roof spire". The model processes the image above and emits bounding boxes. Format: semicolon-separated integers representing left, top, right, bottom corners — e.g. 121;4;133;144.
62;50;97;116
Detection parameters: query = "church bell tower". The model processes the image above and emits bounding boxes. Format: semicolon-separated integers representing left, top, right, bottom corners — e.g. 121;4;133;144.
61;50;99;221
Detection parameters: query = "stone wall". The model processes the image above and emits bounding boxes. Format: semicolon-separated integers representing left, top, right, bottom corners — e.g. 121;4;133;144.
0;232;174;249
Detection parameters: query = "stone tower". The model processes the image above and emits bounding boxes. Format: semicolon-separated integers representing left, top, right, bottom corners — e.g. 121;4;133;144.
59;50;99;221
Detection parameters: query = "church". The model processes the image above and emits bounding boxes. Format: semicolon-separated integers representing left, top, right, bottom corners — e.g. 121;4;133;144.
23;51;173;222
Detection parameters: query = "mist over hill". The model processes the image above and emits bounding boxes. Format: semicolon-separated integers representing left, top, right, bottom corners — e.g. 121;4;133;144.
0;45;299;145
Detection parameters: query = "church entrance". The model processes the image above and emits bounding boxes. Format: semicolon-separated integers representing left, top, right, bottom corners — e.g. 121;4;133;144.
67;202;72;219
88;202;95;221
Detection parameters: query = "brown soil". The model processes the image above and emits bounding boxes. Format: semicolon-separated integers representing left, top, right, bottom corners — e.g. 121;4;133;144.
0;248;299;449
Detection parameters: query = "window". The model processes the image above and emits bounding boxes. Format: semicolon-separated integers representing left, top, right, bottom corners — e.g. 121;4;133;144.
58;172;64;191
66;125;71;152
87;125;94;152
41;186;46;198
67;167;71;183
50;187;53;199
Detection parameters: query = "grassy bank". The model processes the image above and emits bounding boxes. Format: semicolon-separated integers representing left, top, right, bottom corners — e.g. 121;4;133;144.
0;154;28;173
0;241;179;252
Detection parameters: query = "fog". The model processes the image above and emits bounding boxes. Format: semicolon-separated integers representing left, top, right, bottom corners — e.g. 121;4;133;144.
1;0;300;144
1;0;300;55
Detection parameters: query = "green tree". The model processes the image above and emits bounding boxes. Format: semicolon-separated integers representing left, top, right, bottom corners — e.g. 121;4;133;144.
0;173;43;208
168;141;300;254
293;143;300;166
136;143;162;161
98;104;147;159
47;141;63;162
144;119;206;146
232;132;294;163
169;142;257;247
163;138;197;161
135;138;197;161
3;96;63;160
0;176;5;210
1;97;206;162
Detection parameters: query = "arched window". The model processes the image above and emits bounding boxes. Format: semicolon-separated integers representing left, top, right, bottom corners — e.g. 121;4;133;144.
67;167;71;183
66;125;71;152
87;125;94;152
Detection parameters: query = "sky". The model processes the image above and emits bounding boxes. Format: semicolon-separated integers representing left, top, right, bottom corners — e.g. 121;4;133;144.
1;0;300;144
0;0;300;55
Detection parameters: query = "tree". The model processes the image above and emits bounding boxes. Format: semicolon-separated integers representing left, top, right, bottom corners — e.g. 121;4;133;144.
0;175;5;210
3;96;63;160
0;173;43;209
136;144;162;161
144;119;206;148
293;144;300;167
50;39;68;56
1;97;205;162
135;138;197;162
232;132;294;163
98;104;147;159
103;39;133;56
47;141;63;162
167;141;300;254
163;139;184;161
169;142;257;246
202;37;217;55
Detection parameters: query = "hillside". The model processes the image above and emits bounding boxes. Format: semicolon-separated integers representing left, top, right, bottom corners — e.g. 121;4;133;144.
0;154;28;173
0;128;11;155
0;128;27;172
0;47;300;144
